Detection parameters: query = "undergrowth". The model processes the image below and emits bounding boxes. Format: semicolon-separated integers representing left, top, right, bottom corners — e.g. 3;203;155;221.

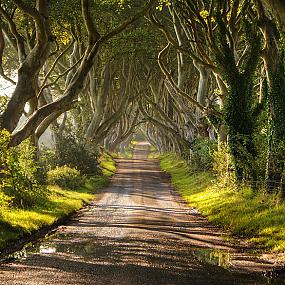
99;152;116;176
0;153;115;251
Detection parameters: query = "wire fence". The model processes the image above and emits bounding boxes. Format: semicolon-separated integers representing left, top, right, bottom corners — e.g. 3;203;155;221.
242;180;284;192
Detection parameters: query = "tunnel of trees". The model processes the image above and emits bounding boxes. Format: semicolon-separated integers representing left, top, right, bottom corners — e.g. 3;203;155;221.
1;0;285;211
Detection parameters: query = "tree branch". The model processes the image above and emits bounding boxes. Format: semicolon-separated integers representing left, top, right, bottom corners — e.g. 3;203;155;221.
81;0;100;43
0;4;26;61
37;53;84;99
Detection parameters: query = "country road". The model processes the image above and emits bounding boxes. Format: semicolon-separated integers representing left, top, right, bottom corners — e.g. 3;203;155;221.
0;143;281;284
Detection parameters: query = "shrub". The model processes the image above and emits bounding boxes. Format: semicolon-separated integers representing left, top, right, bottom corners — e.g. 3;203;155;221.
41;132;101;176
0;130;47;208
212;142;236;186
191;138;217;171
47;166;85;189
0;96;8;114
0;191;11;208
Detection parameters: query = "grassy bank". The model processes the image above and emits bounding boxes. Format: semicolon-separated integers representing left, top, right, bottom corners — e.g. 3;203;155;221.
0;153;115;252
160;153;285;253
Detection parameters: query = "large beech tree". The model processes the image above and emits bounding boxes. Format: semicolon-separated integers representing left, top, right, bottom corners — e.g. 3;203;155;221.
149;1;263;181
0;0;155;146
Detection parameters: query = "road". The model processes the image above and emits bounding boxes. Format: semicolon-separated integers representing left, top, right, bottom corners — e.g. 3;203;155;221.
0;143;280;284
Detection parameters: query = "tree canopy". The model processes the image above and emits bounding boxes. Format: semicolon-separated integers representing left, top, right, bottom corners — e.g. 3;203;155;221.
1;0;285;192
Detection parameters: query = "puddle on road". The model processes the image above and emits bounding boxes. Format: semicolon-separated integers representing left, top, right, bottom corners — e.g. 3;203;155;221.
193;248;231;268
4;232;285;285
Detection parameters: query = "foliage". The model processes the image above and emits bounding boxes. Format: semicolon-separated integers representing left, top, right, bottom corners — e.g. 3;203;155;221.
0;191;11;209
156;0;171;11
0;175;111;249
191;138;217;172
47;165;85;189
1;0;285;253
0;130;46;208
99;152;117;176
215;14;261;181
212;143;236;186
0;96;9;115
265;36;285;188
42;132;101;176
252;102;269;181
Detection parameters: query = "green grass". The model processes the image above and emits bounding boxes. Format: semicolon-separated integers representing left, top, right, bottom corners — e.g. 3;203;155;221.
0;153;115;250
148;145;159;159
99;152;116;176
160;153;285;252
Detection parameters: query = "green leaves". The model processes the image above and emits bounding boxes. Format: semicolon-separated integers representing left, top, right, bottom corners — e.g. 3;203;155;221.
156;0;171;11
42;131;101;176
199;9;209;19
0;130;46;208
47;165;84;189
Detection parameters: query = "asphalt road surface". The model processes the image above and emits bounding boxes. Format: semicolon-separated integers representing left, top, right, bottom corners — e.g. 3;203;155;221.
0;143;281;285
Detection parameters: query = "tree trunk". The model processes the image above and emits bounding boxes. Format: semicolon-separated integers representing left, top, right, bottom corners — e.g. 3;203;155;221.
261;0;285;32
258;10;285;191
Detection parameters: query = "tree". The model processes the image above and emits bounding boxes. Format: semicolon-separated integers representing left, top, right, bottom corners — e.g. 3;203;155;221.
255;0;285;191
0;0;156;146
150;1;263;181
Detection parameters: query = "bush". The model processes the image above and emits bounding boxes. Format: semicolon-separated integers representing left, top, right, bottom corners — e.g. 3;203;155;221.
212;142;236;186
0;130;47;208
0;191;11;208
191;138;217;171
41;132;101;176
47;166;85;189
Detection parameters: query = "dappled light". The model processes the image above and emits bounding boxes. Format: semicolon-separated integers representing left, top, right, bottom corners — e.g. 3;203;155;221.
1;0;285;284
0;144;277;284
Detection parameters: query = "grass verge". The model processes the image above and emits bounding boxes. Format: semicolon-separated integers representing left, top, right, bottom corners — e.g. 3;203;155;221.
148;145;159;159
160;153;285;253
0;153;115;253
99;152;117;176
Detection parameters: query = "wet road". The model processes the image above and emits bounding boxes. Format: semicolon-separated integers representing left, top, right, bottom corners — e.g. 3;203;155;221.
0;143;283;284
